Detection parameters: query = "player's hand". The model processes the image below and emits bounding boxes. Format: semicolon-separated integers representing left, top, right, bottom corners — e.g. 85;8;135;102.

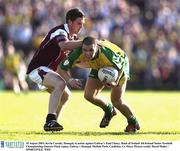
104;81;118;88
104;72;121;88
64;50;72;56
68;78;82;89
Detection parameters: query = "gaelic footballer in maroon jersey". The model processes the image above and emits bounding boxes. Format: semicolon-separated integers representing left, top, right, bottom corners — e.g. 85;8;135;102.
27;23;79;74
26;8;85;132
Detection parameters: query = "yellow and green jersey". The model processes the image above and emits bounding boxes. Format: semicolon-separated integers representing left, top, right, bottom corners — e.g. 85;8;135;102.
60;39;130;80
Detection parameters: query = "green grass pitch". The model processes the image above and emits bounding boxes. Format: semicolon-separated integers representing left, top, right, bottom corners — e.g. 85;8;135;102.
0;91;180;140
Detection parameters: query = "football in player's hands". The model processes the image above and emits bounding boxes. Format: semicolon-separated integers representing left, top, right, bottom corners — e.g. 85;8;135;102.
98;67;118;84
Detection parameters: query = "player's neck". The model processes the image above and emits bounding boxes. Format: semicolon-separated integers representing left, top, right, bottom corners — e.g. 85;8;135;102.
66;24;77;39
67;25;76;38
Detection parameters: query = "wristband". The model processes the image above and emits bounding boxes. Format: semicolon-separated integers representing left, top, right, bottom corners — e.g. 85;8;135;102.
68;78;74;84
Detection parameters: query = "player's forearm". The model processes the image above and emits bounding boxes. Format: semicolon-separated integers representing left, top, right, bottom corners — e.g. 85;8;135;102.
59;40;82;50
56;67;71;83
57;67;82;88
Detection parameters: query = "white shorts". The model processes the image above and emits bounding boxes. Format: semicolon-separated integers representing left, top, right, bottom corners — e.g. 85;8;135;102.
27;66;52;90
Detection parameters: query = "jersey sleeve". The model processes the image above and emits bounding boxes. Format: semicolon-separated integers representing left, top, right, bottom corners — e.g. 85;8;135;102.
59;47;82;71
50;29;68;43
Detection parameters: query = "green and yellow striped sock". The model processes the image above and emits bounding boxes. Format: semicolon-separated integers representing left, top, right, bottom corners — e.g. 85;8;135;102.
103;103;113;114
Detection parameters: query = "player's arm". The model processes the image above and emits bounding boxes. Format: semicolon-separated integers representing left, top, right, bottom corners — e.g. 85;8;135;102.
103;68;123;88
102;49;124;87
57;48;83;88
58;64;82;89
110;69;123;87
56;67;71;83
52;29;82;50
58;40;82;50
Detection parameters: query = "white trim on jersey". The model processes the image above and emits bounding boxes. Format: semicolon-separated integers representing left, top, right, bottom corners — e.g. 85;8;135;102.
42;24;69;48
64;24;70;34
50;29;68;40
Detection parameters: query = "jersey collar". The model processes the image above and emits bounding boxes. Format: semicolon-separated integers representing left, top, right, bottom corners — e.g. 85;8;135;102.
64;23;77;40
64;24;70;34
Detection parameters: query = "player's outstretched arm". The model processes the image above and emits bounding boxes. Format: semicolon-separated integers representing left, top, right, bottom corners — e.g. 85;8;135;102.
57;67;82;89
58;40;82;50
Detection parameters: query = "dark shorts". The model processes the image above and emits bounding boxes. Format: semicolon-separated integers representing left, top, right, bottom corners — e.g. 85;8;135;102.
89;69;99;79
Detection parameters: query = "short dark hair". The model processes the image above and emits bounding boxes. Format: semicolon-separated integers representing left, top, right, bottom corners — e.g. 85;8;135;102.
66;8;85;23
82;36;96;45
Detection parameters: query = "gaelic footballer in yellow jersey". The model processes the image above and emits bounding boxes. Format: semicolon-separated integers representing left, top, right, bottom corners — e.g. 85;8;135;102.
60;39;130;86
58;36;140;133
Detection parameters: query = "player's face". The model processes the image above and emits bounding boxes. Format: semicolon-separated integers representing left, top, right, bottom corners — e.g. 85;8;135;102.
82;43;97;60
69;17;85;34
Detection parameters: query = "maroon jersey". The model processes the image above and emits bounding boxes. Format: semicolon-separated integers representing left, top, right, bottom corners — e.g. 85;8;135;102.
27;24;77;74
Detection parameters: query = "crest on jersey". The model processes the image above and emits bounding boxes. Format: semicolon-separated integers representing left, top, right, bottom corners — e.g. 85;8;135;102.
63;59;69;66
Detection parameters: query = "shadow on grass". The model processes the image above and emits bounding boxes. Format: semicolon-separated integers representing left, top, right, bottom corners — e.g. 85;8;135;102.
1;130;180;136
